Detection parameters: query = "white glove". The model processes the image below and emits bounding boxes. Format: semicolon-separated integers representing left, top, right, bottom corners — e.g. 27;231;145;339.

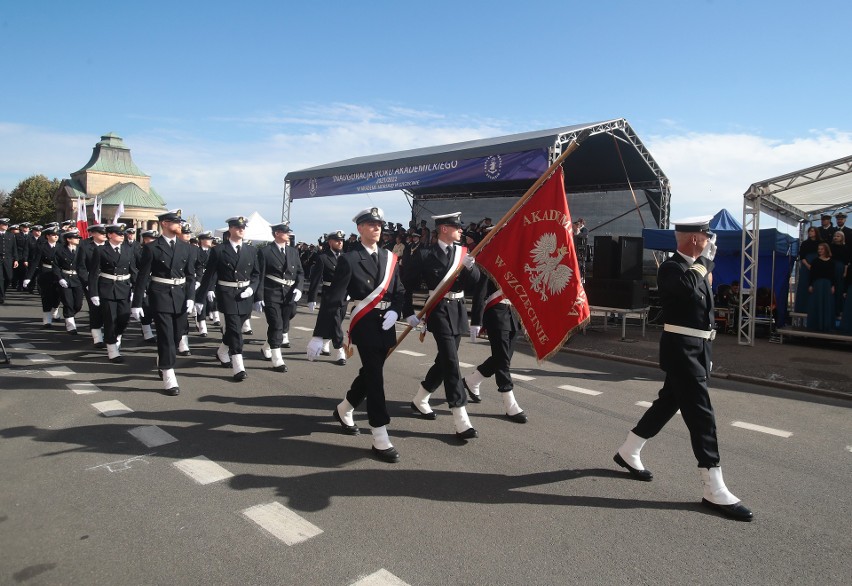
23;279;30;288
306;336;323;361
469;325;481;343
381;310;399;330
462;253;475;269
292;288;302;302
253;300;265;313
207;290;216;303
194;302;205;315
239;286;254;299
58;279;69;289
406;314;422;328
130;307;144;320
130;292;134;303
91;296;100;307
308;301;316;311
194;282;201;291
186;300;194;313
701;233;717;261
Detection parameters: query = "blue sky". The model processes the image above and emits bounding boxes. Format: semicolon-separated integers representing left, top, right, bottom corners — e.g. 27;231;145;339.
1;0;850;238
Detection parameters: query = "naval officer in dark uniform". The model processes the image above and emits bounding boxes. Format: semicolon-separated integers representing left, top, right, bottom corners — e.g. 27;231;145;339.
52;229;85;334
194;216;259;381
403;212;480;440
307;207;405;463
306;229;348;365
0;217;20;304
254;222;304;373
132;210;196;395
76;224;107;347
193;231;215;336
24;225;61;327
613;217;753;521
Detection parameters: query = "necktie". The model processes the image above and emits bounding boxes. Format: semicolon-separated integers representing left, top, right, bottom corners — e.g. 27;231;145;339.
236;244;241;254
445;246;451;261
281;247;286;255
169;239;175;249
371;251;378;266
115;246;120;254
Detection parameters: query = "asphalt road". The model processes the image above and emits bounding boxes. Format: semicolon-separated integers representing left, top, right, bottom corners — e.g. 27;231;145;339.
1;292;850;586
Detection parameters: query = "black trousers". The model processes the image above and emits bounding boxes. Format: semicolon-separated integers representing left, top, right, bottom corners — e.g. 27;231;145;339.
346;343;390;428
423;332;466;408
59;285;84;318
101;298;130;344
0;265;10;302
84;288;104;330
633;370;721;468
152;311;183;369
477;328;516;392
264;300;295;348
140;296;154;327
37;274;59;312
223;312;249;355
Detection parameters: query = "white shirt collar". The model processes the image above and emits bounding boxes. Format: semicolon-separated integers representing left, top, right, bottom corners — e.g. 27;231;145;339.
676;250;696;266
361;243;378;254
230;239;242;251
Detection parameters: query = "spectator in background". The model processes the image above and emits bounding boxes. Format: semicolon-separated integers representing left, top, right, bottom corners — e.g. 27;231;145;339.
795;227;820;313
806;242;836;332
392;233;405;259
817;214;836;243
830;231;848;315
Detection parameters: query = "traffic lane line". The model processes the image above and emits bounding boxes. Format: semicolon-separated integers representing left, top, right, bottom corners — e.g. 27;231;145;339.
731;421;793;438
241;501;323;546
558;384;602;396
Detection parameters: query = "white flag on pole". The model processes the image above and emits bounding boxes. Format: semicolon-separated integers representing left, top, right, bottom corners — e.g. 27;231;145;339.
112;201;125;224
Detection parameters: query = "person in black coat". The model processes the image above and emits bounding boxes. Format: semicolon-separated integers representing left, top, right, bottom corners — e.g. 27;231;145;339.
52;230;85;334
254;223;305;372
24;226;61;326
306;230;347;364
88;224;138;363
132;211;196;395
613;218;752;521
76;225;108;347
402;212;480;440
23;225;42;293
194;216;260;381
13;223;30;290
193;231;215;336
307;207;405;463
0;218;20;303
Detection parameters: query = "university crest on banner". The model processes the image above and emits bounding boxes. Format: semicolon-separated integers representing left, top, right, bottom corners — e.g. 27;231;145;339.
476;170;590;361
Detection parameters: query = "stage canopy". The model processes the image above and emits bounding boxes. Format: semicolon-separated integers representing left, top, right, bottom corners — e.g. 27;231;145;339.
283;118;671;229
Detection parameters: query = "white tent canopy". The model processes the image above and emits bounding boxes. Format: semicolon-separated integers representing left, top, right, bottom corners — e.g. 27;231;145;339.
214;211;274;243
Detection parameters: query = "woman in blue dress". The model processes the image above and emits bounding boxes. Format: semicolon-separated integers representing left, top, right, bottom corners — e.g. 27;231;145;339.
806;242;836;332
794;227;820;313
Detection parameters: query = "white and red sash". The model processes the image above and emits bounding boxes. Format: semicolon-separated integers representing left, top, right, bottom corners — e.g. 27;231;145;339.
422;244;467;320
484;288;507;312
345;250;398;355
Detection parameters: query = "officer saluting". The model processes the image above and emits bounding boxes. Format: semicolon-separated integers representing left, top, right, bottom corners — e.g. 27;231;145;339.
613;217;753;521
306;229;348;365
89;224;137;363
132;210;196;396
195;215;259;381
307;207;406;463
254;222;304;373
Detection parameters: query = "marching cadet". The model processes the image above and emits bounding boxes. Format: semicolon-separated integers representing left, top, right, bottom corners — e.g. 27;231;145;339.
132;211;196;396
307;207;406;463
52;229;85;334
194;216;259;381
176;221;196;357
613;217;753;521
14;222;30;290
463;250;528;423
76;224;107;347
23;225;41;293
0;218;19;304
23;226;61;327
403;212;480;440
124;227;140;254
135;230;159;344
255;222;304;373
88;224;137;363
193;231;215;336
306;230;348;365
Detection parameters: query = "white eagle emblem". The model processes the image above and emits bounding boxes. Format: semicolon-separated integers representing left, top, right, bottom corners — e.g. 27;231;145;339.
524;232;573;301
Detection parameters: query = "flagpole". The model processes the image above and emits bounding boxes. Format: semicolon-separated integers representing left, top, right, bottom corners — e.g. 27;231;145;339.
389;129;592;354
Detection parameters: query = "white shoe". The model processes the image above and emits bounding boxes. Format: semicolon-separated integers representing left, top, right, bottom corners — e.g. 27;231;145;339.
261;340;272;359
412;385;434;416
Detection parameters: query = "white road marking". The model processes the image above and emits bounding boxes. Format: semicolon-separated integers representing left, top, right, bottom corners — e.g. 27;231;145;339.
558;384;602;396
211;424;281;435
731;421;793;438
458;362;474;368
91;400;133;417
173;456;234;485
87;454;153;473
128;425;178;447
397;350;426;357
294;326;313;332
511;373;535;382
349;569;412;586
846;446;852;453
26;353;54;363
0;325;7;330
68;382;101;394
242;502;323;545
10;342;36;349
635;401;678;414
45;366;74;377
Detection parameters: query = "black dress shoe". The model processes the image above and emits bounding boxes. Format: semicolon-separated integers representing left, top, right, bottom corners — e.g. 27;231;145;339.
701;499;754;521
68;329;78;335
613;453;653;481
212;321;221;327
456;427;479;440
333;409;360;435
144;337;157;345
506;411;528;424
164;387;180;396
244;329;253;335
233;370;247;382
272;363;288;373
158;369;163;380
95;342;106;349
335;358;346;366
110;356;124;364
217;355;231;367
282;342;290;348
463;379;482;403
410;402;437;420
371;445;400;463
42;323;52;329
177;350;191;357
198;333;208;338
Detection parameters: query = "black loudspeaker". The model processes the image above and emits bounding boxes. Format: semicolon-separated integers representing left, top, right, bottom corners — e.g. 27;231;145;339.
617;236;644;280
584;278;649;309
593;236;615;279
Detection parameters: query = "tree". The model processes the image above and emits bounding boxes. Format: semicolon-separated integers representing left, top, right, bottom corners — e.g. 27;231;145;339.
0;188;8;216
6;175;61;224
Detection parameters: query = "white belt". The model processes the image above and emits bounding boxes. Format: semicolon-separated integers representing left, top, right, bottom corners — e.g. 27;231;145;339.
42;264;53;269
664;323;716;341
266;275;295;286
218;280;251;288
151;276;186;286
62;269;77;275
352;300;391;310
100;273;130;282
322;281;332;287
429;289;465;300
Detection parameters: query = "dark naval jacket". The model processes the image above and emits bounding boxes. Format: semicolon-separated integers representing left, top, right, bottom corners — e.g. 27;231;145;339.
307;248;341;303
256;243;304;304
88;242;137;300
470;275;519;333
195;240;260;314
52;244;83;288
132;236;197;313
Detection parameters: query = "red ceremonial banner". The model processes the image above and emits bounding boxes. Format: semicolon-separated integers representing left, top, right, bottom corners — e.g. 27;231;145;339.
475;170;590;361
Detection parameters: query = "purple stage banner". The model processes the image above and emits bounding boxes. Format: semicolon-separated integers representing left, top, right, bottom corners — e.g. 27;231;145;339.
290;148;549;199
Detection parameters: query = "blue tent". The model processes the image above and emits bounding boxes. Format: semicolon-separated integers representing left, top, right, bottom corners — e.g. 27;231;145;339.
642;209;798;325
